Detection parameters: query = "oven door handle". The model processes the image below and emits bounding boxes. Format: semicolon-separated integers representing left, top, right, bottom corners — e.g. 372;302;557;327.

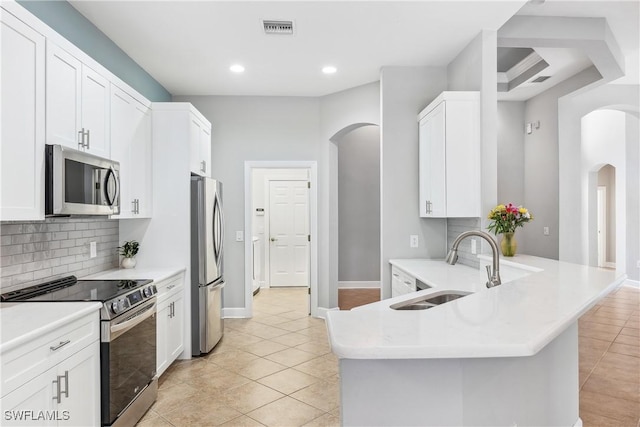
110;302;156;335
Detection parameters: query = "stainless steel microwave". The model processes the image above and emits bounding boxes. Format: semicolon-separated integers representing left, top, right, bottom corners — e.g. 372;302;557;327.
45;144;120;216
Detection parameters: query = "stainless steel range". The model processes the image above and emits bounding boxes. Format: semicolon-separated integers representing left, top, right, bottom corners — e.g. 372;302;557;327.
1;276;158;427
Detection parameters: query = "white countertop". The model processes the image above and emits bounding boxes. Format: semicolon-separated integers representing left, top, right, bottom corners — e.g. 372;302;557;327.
0;302;101;353
326;255;625;359
82;266;185;282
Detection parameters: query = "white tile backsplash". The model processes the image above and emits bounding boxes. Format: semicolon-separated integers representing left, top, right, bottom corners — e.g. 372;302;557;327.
0;218;119;294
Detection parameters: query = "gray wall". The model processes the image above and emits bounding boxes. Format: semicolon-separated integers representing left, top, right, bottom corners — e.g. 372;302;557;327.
17;0;171;101
173;95;322;309
626;114;640;281
497;102;525;205
1;218;119;294
337;125;380;282
446;30;498;264
380;67;448;298
522;67;601;259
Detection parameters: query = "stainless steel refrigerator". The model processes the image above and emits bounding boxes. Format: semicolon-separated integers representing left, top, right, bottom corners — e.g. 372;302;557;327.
190;176;225;356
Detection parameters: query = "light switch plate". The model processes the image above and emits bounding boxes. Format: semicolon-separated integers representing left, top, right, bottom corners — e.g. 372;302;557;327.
90;241;97;258
410;235;419;248
236;231;244;242
471;239;477;254
543;227;549;236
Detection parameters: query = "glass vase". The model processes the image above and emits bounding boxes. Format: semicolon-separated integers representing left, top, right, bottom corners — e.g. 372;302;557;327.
500;232;517;257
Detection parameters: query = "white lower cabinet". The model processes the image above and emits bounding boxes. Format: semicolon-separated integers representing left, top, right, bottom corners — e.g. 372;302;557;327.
391;266;417;297
1;310;100;427
156;273;185;377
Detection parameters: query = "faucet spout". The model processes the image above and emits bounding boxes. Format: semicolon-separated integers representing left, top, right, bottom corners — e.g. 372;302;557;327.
446;230;501;288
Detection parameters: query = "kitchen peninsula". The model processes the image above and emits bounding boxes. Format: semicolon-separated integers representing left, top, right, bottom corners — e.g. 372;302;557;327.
325;255;625;426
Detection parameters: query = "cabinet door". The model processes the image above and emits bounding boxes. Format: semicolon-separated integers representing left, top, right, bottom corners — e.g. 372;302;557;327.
0;11;45;221
168;295;184;362
81;67;110;158
156;300;170;376
0;366;56;426
419;102;446;218
56;342;100;427
130;102;152;217
109;87;133;218
46;42;82;149
189;116;205;176
200;126;211;178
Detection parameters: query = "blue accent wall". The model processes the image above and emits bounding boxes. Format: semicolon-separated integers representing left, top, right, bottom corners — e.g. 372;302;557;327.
17;0;171;102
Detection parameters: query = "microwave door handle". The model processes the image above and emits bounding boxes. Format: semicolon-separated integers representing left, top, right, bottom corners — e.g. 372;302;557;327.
104;166;119;207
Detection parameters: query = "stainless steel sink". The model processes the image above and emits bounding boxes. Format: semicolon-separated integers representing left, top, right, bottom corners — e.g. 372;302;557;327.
391;291;471;311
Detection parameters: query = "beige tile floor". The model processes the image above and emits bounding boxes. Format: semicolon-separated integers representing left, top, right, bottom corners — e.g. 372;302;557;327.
138;285;640;426
137;288;340;427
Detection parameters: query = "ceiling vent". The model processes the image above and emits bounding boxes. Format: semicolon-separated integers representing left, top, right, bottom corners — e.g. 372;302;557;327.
263;20;294;35
531;75;551;83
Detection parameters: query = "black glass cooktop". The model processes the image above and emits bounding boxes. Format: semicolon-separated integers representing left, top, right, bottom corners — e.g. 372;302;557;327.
0;276;153;302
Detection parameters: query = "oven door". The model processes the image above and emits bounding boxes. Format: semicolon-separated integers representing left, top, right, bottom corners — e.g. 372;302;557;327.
101;299;156;426
46;144;120;216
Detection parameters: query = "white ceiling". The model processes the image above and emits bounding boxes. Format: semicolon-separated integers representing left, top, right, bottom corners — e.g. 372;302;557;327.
69;0;639;99
69;0;526;97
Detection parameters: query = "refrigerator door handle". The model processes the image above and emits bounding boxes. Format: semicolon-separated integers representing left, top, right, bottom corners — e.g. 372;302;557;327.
214;190;225;269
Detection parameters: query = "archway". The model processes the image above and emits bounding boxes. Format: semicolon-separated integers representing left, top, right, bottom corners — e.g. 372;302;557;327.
329;123;381;308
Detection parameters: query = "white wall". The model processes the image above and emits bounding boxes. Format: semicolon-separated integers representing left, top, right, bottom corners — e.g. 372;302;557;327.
173;95;322;309
337;125;380;282
596;164;616;263
626;115;640;282
558;83;639;283
583;110;627;274
380;67;448;298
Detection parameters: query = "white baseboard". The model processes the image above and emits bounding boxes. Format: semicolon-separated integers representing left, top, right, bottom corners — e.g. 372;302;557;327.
605;262;616;269
316;306;339;319
623;279;639;289
338;281;381;289
222;307;252;318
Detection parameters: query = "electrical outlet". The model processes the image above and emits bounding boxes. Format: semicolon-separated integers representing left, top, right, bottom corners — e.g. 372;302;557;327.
90;241;97;258
410;235;419;248
543;226;549;236
236;231;244;242
471;239;477;254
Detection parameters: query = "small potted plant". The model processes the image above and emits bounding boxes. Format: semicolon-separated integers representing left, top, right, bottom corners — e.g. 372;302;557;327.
118;240;139;269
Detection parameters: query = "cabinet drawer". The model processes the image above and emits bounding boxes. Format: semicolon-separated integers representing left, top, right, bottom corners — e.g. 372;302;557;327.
392;266;416;292
1;310;99;397
155;272;185;302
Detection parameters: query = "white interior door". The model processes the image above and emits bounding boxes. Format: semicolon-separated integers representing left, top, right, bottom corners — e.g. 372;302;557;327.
269;180;310;287
597;186;607;267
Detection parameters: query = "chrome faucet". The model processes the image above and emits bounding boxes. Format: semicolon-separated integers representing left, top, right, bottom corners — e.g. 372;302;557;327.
446;230;502;288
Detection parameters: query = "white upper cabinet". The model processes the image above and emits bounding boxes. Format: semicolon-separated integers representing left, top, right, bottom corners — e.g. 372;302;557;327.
110;84;152;219
418;92;481;218
190;114;212;177
0;9;45;221
46;41;110;158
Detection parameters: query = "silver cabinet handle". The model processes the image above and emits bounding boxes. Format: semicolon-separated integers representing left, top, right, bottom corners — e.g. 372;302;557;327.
53;370;69;404
85;129;90;149
167;284;176;291
60;370;69;399
132;199;137;214
50;340;71;351
404;281;412;285
392;273;400;277
200;160;207;173
77;129;84;149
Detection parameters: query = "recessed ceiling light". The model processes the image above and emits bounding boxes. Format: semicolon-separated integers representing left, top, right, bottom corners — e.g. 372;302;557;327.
230;64;245;73
322;66;337;75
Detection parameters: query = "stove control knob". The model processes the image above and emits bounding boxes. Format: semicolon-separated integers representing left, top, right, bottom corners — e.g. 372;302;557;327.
111;301;119;314
118;299;126;311
143;287;152;298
